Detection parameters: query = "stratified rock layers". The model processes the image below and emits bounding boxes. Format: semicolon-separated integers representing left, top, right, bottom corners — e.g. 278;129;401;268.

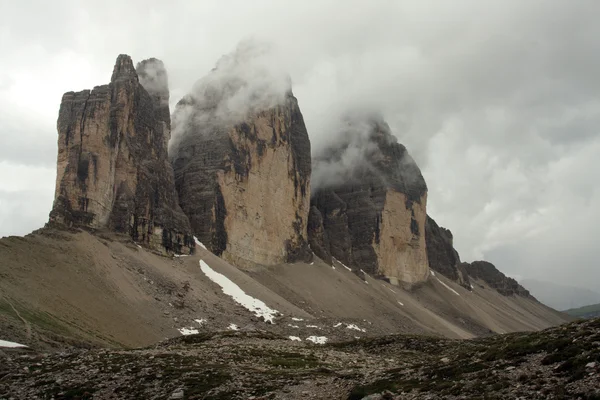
309;117;429;285
50;55;193;253
172;94;312;267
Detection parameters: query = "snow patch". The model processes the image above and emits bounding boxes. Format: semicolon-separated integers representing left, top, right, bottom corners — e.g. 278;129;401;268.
387;287;397;294
333;257;352;271
331;265;336;270
306;336;328;344
136;244;142;249
333;322;343;328
289;336;302;342
193;237;207;250
0;339;26;348
199;260;279;323
431;271;436;277
398;301;404;306
470;284;474;289
174;254;189;258
194;319;206;325
228;324;239;331
309;262;314;265
306;325;321;329
288;324;300;328
436;278;461;296
364;281;369;285
346;324;366;332
291;317;303;321
178;327;199;335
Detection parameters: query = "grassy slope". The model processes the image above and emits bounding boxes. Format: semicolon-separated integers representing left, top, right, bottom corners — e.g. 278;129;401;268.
564;303;600;318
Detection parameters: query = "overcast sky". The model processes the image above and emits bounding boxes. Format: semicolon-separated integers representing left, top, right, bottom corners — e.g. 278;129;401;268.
1;0;599;291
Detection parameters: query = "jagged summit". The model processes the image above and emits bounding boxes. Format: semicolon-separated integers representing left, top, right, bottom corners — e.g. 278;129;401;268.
309;116;429;285
49;54;193;254
110;54;138;82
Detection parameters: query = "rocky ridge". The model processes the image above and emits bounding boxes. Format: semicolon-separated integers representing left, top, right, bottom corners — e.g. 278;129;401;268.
425;216;471;289
49;55;193;254
463;260;534;298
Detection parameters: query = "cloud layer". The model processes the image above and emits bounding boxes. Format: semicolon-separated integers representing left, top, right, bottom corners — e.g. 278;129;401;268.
1;0;599;292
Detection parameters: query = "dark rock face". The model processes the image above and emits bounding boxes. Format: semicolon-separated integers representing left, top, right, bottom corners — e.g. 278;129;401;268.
463;260;533;297
307;206;332;265
309;116;429;284
425;215;471;288
171;57;312;267
49;54;193;253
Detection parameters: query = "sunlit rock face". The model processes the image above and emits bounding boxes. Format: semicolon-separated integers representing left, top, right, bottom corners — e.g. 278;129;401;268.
309;115;429;285
171;44;312;267
50;55;194;254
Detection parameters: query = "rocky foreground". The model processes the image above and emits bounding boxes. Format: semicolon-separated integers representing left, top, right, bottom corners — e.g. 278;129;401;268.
1;319;598;400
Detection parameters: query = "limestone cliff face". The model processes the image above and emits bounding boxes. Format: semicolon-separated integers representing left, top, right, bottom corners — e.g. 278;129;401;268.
463;261;534;298
49;55;194;254
425;215;471;289
309;117;429;285
171;86;311;267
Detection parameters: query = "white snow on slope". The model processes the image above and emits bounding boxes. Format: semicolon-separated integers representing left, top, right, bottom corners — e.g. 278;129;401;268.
332;257;352;271
291;317;303;321
306;336;328;344
228;324;239;331
346;324;366;332
194;237;207;250
387;287;397;294
333;322;343;328
470;284;474;289
289;336;302;342
288;324;300;328
431;271;436;277
0;339;26;348
195;319;206;325
398;301;404;306
436;278;461;296
199;260;279;323
306;325;321;329
178;327;199;335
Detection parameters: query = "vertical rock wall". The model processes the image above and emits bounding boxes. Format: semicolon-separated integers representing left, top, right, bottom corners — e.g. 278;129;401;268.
309;117;429;285
49;55;194;254
172;92;312;267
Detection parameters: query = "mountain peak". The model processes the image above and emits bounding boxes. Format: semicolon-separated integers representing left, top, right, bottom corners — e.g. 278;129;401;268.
111;54;138;83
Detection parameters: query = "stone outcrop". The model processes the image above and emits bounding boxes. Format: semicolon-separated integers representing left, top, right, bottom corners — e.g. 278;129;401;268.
49;55;194;254
309;116;429;285
171;61;311;267
425;215;471;288
463;260;533;297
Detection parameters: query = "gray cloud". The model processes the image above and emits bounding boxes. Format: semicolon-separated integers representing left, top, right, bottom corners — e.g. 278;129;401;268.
170;39;291;153
1;0;599;296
